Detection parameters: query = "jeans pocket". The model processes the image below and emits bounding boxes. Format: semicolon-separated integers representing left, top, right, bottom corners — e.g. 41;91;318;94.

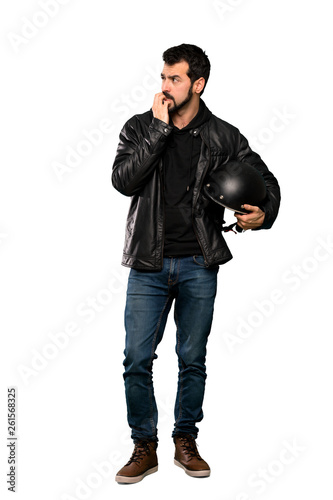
193;255;206;267
193;255;220;272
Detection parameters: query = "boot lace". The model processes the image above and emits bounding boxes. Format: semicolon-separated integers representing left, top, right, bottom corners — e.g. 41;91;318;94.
126;440;152;466
177;434;202;461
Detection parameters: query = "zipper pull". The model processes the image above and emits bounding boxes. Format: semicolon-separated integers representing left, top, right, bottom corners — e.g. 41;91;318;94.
186;185;189;191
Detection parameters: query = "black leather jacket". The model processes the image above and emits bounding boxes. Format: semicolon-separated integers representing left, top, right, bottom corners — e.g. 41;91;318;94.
112;105;280;270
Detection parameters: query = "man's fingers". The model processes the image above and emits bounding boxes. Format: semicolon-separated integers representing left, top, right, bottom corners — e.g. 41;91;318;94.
152;92;170;123
153;93;165;104
235;212;250;221
233;205;265;230
156;92;169;102
153;93;170;108
240;204;260;214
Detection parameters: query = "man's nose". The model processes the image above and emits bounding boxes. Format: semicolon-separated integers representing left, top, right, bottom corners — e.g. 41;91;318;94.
161;79;170;93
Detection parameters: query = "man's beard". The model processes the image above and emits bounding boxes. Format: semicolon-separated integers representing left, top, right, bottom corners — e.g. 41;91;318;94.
163;83;194;114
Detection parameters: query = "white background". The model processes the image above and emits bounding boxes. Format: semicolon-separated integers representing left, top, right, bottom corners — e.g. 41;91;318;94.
1;0;332;499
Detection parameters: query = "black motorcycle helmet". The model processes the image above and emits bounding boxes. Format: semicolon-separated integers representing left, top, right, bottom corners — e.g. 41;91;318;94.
203;160;267;214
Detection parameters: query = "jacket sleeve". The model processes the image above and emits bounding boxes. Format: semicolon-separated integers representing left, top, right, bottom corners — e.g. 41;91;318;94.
112;114;173;196
236;132;281;230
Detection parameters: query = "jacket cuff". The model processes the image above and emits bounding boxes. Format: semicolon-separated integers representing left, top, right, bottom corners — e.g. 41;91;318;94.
150;117;173;136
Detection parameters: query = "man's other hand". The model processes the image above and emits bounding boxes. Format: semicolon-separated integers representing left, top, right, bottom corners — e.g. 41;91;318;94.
234;204;265;230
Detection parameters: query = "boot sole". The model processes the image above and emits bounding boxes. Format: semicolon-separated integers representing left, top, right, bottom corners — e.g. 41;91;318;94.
115;465;158;484
174;459;210;477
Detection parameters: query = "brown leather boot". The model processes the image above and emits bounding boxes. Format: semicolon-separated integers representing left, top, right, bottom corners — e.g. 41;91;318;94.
174;434;210;477
115;440;158;484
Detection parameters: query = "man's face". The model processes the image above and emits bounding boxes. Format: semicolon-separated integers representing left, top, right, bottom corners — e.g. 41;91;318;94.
160;61;195;114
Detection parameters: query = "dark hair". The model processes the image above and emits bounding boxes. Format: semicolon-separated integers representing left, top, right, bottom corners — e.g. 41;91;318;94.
162;43;211;95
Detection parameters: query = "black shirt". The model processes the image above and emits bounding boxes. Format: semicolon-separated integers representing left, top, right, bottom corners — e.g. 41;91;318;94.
163;99;212;256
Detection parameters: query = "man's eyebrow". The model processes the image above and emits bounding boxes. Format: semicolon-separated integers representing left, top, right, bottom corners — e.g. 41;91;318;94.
160;73;182;79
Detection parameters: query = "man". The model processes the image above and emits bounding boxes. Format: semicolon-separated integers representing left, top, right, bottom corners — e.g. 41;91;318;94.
112;43;280;483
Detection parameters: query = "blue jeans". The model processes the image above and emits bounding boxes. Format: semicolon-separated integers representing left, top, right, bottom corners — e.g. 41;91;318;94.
122;255;219;443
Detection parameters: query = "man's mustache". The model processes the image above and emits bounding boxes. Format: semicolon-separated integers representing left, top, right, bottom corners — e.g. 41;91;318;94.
163;92;175;102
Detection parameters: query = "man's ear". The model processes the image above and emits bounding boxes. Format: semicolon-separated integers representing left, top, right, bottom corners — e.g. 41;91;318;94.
194;77;205;94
